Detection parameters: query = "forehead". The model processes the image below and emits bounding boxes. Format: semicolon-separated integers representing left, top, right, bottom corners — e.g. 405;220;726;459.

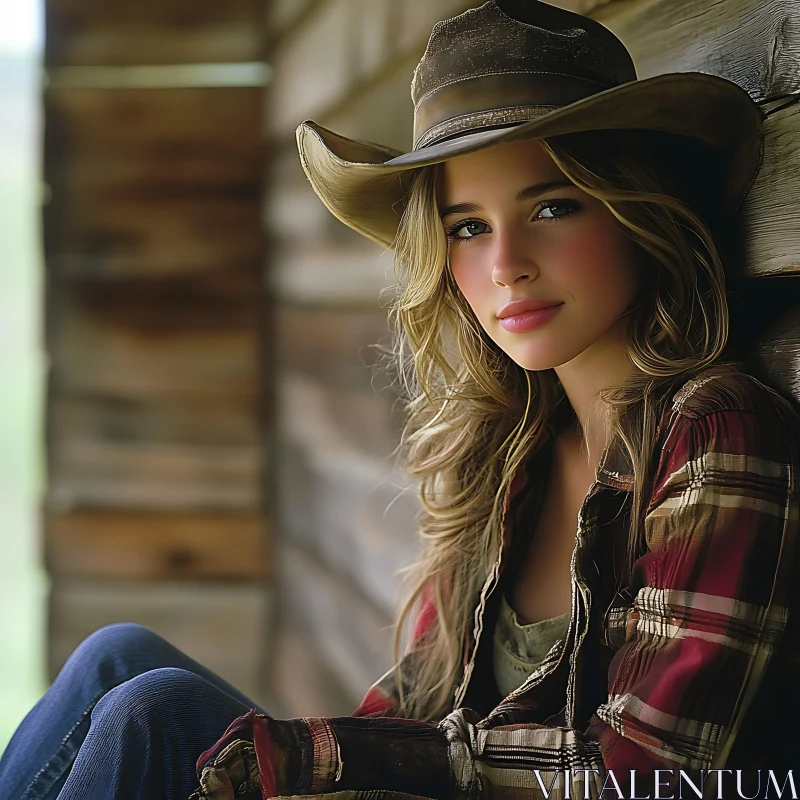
438;138;568;201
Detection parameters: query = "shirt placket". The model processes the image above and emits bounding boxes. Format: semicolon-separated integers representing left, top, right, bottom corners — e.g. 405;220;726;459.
454;467;608;719
566;482;604;728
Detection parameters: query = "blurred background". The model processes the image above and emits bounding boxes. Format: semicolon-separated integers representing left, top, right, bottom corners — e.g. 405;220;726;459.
2;0;799;757
0;0;46;752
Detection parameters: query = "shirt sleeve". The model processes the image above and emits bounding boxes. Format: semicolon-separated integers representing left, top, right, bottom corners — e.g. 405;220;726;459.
285;403;799;800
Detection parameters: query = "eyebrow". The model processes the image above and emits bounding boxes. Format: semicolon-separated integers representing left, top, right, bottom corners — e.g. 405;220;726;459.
438;179;575;218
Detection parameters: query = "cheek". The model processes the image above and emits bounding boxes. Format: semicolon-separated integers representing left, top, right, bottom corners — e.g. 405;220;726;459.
558;224;638;307
450;257;489;316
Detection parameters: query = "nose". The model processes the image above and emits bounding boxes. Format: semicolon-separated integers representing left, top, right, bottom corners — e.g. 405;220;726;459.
490;225;538;288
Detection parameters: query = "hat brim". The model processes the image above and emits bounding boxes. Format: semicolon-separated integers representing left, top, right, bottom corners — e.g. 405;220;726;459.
296;72;763;250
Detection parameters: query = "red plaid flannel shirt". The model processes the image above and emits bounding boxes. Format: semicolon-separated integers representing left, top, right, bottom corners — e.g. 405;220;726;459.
191;365;800;800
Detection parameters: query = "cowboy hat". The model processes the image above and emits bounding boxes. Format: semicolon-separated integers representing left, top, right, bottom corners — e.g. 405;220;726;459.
296;0;763;250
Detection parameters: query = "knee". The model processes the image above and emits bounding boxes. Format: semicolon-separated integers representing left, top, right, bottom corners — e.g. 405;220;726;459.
64;622;172;677
90;667;207;733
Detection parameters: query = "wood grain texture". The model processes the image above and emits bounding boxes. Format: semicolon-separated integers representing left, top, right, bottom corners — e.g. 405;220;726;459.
596;0;800;101
46;0;265;66
728;99;800;406
275;303;394;392
268;622;358;718
44;87;263;189
50;392;262;448
41;0;271;720
269;0;321;39
45;511;270;579
277;542;395;703
265;0;474;139
48;438;261;512
45;197;263;282
44;87;264;280
742;98;800;277
279;372;400;460
277;440;418;615
48;389;264;509
48;292;259;397
264;145;396;301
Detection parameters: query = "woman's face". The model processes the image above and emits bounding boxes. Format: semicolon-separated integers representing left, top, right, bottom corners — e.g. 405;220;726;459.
438;138;640;372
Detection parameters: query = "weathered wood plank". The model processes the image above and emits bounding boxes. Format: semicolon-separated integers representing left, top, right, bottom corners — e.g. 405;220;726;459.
270;241;395;304
278;543;395;702
45;512;269;579
268;623;358;718
596;0;800;101
275;303;393;390
308;49;418;155
266;0;356;139
45;87;263;189
49;579;272;705
48;294;259;397
268;0;321;39
50;392;261;448
48;437;261;512
278;441;418;615
44;87;264;281
279;372;400;460
742;99;800;278
46;0;264;66
46;198;263;281
41;0;271;721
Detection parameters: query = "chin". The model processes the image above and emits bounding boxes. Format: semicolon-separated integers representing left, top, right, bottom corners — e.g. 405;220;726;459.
499;341;580;372
504;353;565;372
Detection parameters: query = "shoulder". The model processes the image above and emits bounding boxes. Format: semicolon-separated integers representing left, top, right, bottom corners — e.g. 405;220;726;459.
649;364;800;506
668;363;798;424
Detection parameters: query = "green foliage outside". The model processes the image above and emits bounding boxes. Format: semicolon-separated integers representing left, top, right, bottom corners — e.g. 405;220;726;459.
0;49;47;755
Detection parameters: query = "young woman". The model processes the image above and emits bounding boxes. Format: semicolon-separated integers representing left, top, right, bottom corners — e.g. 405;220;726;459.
2;2;799;799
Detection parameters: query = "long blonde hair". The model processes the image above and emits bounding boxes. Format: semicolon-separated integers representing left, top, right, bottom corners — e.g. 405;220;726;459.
384;128;747;721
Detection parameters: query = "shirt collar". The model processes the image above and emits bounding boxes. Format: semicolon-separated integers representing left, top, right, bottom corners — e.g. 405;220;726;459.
596;433;635;492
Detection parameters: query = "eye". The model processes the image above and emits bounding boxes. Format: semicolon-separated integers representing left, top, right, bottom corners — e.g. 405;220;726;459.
444;199;581;244
535;199;580;221
445;219;490;241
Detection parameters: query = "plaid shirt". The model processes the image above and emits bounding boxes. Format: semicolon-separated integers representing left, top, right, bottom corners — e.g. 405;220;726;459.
191;365;800;800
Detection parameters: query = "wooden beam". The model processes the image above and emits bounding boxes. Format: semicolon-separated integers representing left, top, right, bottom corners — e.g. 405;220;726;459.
46;511;270;580
46;0;265;66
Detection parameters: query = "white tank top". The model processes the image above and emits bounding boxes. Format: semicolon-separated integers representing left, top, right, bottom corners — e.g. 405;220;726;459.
493;591;571;698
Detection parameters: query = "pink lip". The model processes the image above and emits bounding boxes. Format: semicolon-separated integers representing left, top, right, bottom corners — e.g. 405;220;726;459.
498;303;563;333
497;298;562;318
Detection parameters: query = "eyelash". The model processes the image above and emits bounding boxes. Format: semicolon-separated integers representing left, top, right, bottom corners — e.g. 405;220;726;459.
444;199;580;244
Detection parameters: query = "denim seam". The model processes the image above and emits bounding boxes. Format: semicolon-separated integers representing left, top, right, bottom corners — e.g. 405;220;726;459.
20;685;117;800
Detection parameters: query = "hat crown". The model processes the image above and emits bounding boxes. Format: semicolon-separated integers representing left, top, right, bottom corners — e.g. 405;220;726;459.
412;0;636;104
410;0;638;148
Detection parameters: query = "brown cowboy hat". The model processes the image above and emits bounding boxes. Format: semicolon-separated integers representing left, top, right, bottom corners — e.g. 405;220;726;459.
296;0;763;250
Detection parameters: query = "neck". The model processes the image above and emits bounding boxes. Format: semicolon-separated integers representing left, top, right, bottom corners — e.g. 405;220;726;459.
553;320;638;472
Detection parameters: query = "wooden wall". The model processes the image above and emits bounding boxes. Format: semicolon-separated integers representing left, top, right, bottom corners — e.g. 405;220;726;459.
43;0;271;702
263;0;800;719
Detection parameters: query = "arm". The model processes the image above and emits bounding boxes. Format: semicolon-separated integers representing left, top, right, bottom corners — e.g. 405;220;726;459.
271;404;799;800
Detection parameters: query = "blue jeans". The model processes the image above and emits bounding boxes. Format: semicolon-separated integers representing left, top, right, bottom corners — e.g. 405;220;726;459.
0;622;269;800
